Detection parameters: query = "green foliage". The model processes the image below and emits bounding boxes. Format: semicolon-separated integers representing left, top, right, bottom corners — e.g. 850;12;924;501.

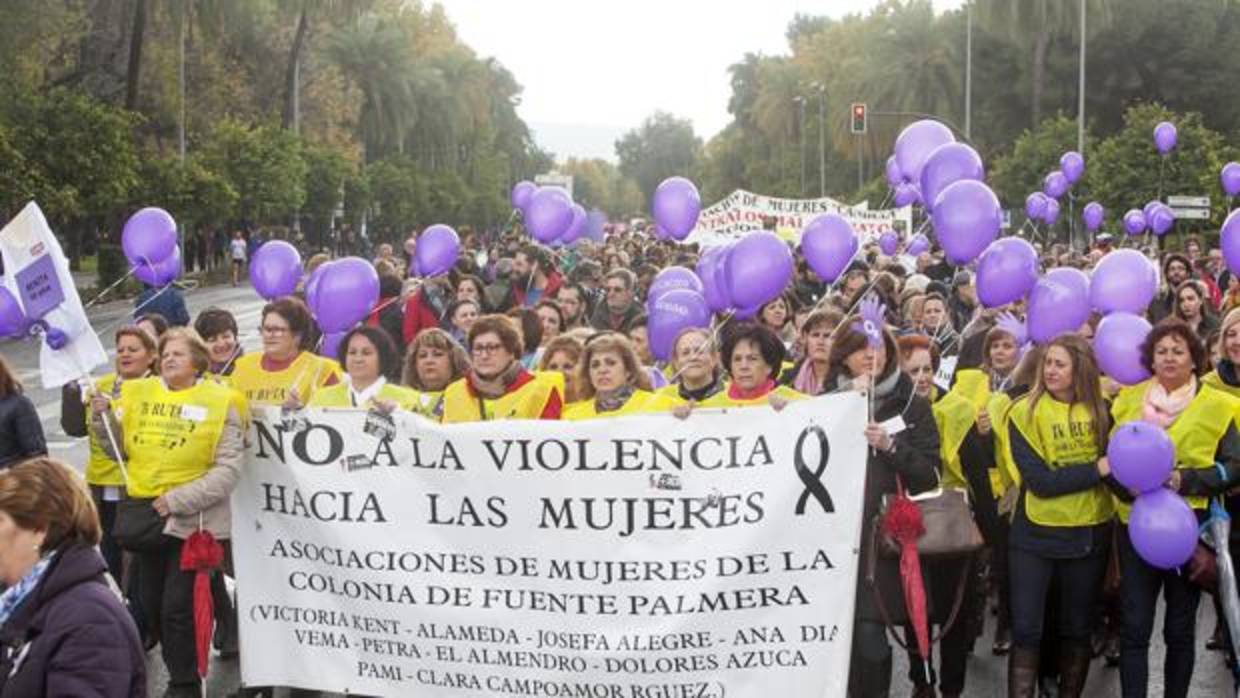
989;115;1090;209
560;158;644;219
136;156;238;230
198;119;307;224
302;144;351;226
367;156;421;237
615;112;703;203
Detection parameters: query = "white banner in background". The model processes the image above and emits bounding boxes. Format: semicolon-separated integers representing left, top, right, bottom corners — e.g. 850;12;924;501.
685;189;912;248
232;395;868;697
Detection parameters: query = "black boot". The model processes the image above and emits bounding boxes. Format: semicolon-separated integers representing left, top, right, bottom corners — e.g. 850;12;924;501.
1008;647;1039;698
1056;641;1092;698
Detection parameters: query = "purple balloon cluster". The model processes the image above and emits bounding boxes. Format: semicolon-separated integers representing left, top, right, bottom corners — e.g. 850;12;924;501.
1085;248;1157;383
1109;422;1196;569
511;182;589;246
122;207;182;286
304;257;379;356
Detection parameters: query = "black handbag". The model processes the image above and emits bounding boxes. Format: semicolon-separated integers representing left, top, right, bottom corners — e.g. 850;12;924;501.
112;497;168;552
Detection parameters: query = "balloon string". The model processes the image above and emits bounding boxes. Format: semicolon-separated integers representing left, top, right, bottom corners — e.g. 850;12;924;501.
93;282;174;337
82;267;138;310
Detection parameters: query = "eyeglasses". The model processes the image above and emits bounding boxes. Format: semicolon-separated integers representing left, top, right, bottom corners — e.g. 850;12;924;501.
471;343;506;356
606;285;627;294
259;325;290;336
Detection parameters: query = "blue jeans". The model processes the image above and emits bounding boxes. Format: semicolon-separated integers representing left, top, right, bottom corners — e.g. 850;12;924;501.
1008;543;1108;649
1117;526;1201;698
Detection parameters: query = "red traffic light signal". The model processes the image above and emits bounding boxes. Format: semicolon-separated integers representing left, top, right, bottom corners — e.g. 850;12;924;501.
850;103;867;134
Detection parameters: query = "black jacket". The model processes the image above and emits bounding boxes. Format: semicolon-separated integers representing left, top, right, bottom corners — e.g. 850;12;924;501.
0;393;45;469
0;544;145;697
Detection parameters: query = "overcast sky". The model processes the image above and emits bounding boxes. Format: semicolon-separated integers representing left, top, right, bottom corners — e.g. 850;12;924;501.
435;0;966;159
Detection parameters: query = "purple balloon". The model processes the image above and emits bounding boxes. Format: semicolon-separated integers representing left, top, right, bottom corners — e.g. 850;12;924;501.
647;266;704;310
1223;209;1240;277
712;245;735;309
1109;420;1174;492
1142;200;1161;222
1042;198;1061;225
1123;209;1148;236
906;234;930;257
1082;201;1105;232
696;247;731;313
415;224;460;278
511;181;536;211
1153;121;1177;155
976;238;1038;308
894;120;956;183
1025;192;1049;221
122;207;178;267
652;177;701;240
1090;249;1156;315
1027;267;1091;343
647;289;711;362
725;232;793;310
800;214;858;283
585;209;607;242
524;187;573;243
885;156;904;187
1129;488;1198;570
878;230;899;256
1060;151;1085;184
133;245;182;286
0;287;29;338
932;179;1001;265
249;241;302;300
320;330;348;360
1150;205;1175;237
313;257;379;333
1094;314;1154;386
1222;162;1240;198
1043;171;1070;199
918;142;985;213
893;182;921;207
305;262;330;312
560;204;587;245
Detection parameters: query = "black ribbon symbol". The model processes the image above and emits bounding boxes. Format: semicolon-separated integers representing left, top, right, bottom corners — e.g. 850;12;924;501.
794;424;834;515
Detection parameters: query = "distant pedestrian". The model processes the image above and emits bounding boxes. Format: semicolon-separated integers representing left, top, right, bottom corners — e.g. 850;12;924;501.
229;231;247;286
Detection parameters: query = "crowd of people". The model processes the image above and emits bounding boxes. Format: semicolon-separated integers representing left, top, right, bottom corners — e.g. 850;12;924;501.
1;220;1239;698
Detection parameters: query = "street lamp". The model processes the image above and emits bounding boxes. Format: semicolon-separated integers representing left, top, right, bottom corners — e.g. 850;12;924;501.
793;96;807;197
810;81;826;198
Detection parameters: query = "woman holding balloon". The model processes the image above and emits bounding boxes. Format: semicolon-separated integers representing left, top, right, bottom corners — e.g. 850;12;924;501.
1004;333;1114;698
1107;319;1240;698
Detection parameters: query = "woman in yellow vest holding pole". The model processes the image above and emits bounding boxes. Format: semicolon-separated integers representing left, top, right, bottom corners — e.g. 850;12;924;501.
91;328;244;698
564;334;677;420
309;326;421;411
228;296;340;407
441;314;564;422
401;328;470;418
1107;319;1240;698
1005;333;1113;698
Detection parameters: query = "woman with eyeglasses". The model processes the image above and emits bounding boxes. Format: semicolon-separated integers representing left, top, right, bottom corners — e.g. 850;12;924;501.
564;334;676;420
401;328;470;418
91;328;244;698
228;296;340;408
440;314;564;423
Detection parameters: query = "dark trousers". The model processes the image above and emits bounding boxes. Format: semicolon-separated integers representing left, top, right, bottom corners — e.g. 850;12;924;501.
849;619;893;698
137;537;199;689
1009;543;1108;649
904;556;974;694
1117;528;1201;698
93;496;122;578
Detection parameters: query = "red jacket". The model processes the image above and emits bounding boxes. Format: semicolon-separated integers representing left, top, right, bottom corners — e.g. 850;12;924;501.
509;271;563;309
402;288;447;344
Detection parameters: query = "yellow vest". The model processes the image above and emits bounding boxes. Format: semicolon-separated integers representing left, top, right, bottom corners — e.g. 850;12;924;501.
1203;370;1240;399
117;377;234;498
411;390;444;418
85;373;124;486
933;391;976;490
1111;381;1239;519
1009;395;1114;527
699;384;805;408
989;390;1019;495
308;381;423;411
564;390;679;420
228;352;341;407
952;368;992;412
440;372;563;423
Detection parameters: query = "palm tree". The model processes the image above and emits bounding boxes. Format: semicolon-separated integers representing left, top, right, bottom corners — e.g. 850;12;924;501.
326;11;419;161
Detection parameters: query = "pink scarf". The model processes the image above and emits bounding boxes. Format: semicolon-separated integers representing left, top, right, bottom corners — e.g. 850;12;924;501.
1142;376;1196;428
793;361;824;395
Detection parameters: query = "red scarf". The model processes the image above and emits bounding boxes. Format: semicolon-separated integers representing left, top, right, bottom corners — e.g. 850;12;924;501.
729;378;775;401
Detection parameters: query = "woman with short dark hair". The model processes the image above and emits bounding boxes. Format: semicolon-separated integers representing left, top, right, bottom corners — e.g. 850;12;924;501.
698;322;802;407
310;326;420;411
0;356;45;469
194;307;241;377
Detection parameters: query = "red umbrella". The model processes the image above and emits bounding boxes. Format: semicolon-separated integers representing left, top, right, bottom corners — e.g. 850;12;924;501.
881;482;931;682
180;529;225;677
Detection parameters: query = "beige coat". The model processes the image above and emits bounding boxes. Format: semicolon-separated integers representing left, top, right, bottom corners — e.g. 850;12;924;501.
92;406;244;540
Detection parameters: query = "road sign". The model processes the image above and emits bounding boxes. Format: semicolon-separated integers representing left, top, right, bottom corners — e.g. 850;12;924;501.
1167;195;1210;208
535;172;574;199
1170;207;1211;220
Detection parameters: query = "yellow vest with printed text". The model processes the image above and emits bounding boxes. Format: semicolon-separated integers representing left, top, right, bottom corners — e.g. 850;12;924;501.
117;377;233;498
1110;380;1239;521
227;351;341;407
1009;395;1113;527
564;390;679;420
85;373;124;486
440;372;563;423
308;382;424;411
699;384;805;408
933;390;976;490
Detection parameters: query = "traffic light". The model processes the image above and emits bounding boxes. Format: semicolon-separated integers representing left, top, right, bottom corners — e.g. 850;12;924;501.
850;103;867;134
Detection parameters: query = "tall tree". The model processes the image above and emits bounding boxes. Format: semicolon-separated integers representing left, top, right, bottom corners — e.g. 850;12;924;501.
124;0;147;110
615;112;702;203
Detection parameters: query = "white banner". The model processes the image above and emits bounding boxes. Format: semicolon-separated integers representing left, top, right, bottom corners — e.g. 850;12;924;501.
232;395;869;697
685;189;913;248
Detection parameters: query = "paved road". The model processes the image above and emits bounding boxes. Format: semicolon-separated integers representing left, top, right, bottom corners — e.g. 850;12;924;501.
4;281;1235;696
